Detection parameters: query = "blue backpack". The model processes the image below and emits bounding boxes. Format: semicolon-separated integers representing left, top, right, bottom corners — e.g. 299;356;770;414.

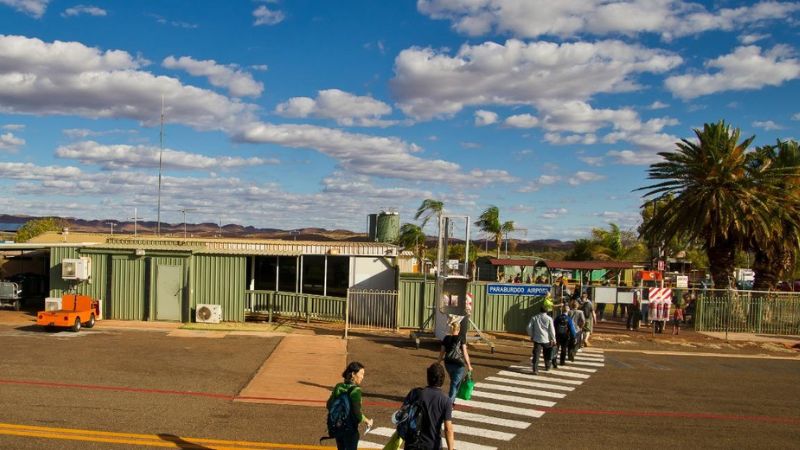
325;385;357;439
395;388;426;446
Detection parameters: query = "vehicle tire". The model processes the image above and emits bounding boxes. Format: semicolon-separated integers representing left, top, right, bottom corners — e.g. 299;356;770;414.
71;317;81;332
13;300;20;311
85;314;96;329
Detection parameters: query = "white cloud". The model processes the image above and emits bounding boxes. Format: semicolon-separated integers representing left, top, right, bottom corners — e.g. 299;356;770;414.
606;149;664;165
517;174;561;192
417;0;799;41
392;39;681;120
541;207;568;219
752;120;783;131
2;124;24;130
648;100;669;110
739;33;769;45
666;45;800;99
544;133;597;145
62;4;106;17
568;171;606;185
150;14;198;29
251;64;269;71
474;110;498;126
253;5;285;26
0;132;24;151
275;89;394;127
504;113;539;128
0;161;81;179
579;156;603;166
0;0;49;18
162;55;264;97
793;113;800;121
62;128;137;139
55;140;275;170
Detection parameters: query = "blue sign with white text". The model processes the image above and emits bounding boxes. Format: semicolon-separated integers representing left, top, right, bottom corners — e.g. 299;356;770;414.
486;284;551;296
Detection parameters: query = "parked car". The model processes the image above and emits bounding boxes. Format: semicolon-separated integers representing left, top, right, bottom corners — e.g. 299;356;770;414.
0;280;22;310
776;280;800;292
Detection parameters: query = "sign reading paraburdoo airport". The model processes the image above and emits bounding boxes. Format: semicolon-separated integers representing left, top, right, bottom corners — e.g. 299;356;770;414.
486;284;551;296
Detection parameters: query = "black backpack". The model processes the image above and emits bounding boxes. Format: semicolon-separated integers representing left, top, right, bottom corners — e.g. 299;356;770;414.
396;387;426;446
324;385;357;439
555;314;570;337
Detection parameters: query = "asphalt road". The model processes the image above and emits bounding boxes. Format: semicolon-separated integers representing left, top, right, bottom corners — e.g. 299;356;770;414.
0;323;798;449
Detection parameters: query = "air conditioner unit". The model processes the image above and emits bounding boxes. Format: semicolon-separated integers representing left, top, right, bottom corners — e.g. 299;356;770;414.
62;257;91;280
195;304;222;324
45;297;62;311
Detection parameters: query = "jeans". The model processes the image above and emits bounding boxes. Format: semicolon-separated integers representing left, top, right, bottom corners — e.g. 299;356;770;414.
556;335;570;365
334;429;359;450
532;341;553;373
445;362;466;402
627;309;640;330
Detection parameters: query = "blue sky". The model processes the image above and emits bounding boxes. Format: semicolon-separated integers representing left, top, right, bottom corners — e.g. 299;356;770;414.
0;0;798;241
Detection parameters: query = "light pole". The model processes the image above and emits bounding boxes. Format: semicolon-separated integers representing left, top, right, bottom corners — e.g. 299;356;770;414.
129;208;142;237
178;208;195;239
107;222;115;235
157;96;165;236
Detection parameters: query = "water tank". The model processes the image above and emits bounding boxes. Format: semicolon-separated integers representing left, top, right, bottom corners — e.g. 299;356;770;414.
367;214;378;241
375;211;400;243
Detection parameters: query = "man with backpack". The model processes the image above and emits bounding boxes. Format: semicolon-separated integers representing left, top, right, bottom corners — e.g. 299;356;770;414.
553;304;577;367
527;303;556;374
567;299;585;360
395;363;455;450
324;362;373;450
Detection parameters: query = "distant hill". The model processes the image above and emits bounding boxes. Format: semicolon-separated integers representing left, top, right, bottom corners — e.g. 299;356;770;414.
0;214;573;251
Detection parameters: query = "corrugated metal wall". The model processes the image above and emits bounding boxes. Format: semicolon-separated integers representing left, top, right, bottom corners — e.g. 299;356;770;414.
192;254;246;322
110;255;147;320
398;279;545;333
49;247;108;303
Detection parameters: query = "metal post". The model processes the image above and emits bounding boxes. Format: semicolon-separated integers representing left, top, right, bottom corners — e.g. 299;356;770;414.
344;289;350;339
324;255;328;297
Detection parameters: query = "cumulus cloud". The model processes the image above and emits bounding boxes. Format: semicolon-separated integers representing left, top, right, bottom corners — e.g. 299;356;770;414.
62;4;106;17
275;89;394;127
752;120;783;130
541;208;568;219
0;132;24;151
417;0;799;41
253;5;285;26
474;109;498;126
162;55;264;97
665;45;800;99
391;39;681;119
0;161;81;179
793;113;800;121
648;101;669;110
62;128;137;139
518;174;561;192
579;156;603;166
544;133;597;145
55;140;275;170
0;0;49;18
568;171;606;185
606;149;665;165
2;124;24;131
504;113;539;128
739;33;769;44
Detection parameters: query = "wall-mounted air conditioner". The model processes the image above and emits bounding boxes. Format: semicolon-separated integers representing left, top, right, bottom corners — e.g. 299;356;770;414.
195;304;222;324
62;257;91;280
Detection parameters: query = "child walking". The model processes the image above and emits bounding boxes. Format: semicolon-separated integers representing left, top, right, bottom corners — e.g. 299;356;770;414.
672;298;685;335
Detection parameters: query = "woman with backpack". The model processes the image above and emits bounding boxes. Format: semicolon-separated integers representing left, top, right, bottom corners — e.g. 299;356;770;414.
438;320;473;404
325;361;373;450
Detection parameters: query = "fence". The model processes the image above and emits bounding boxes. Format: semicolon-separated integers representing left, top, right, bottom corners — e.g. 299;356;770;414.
245;290;346;324
346;289;398;330
694;289;800;336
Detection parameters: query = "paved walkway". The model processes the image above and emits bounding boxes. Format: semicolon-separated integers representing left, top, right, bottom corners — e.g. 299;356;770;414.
698;331;800;345
236;334;347;407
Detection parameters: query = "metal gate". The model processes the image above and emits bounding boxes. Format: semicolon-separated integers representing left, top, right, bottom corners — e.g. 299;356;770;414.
346;289;398;330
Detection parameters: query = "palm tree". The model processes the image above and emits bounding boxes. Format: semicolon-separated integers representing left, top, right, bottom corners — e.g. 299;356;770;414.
414;199;444;230
396;223;427;273
748;140;800;290
639;121;786;289
567;239;597;261
474;205;514;258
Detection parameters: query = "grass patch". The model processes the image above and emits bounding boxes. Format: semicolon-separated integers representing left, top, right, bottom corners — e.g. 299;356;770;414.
180;322;293;333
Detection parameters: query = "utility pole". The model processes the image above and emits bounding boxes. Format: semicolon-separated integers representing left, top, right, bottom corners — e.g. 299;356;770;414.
157;95;165;236
178;208;195;239
107;222;115;235
129;208;142;237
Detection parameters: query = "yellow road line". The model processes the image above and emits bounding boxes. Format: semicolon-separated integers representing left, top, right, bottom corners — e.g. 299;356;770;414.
0;422;336;449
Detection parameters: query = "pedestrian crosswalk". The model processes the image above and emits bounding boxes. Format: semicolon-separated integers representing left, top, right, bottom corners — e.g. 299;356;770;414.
358;349;606;449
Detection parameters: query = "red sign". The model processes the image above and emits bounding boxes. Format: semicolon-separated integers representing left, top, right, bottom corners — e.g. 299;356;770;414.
657;260;665;271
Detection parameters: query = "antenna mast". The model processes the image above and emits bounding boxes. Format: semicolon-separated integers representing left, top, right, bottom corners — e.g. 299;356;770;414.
157;95;164;235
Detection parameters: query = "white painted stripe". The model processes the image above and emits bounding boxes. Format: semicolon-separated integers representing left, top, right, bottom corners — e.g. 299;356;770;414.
485;376;575;392
458;399;545;418
571;360;605;367
474;382;566;398
469;390;557;407
497;370;583;385
368;428;498;450
512;366;590;379
582;349;605;355
575;353;605;359
454;423;515;441
452;410;531;429
357;440;384;448
523;363;598;373
575;355;604;362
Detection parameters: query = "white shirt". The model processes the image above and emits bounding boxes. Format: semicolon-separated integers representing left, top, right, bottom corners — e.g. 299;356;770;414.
527;312;556;344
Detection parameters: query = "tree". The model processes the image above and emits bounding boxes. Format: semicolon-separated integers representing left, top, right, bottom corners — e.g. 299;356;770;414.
396;223;427;273
474;205;514;258
639;121;787;289
414;199;444;230
567;239;597;261
15;217;66;243
747;140;800;290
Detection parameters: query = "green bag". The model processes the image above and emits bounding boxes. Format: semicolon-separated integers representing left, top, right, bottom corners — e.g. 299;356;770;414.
457;371;475;401
382;431;403;450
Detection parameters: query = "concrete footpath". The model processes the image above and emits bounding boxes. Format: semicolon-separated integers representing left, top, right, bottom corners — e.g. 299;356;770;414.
236;334;347;407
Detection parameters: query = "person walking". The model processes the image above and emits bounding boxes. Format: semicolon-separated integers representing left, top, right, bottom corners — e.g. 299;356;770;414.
672;297;685;335
438;320;473;404
527;304;556;374
567;299;585;360
397;363;455;450
627;290;641;331
553;304;576;367
325;362;373;450
580;293;596;347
